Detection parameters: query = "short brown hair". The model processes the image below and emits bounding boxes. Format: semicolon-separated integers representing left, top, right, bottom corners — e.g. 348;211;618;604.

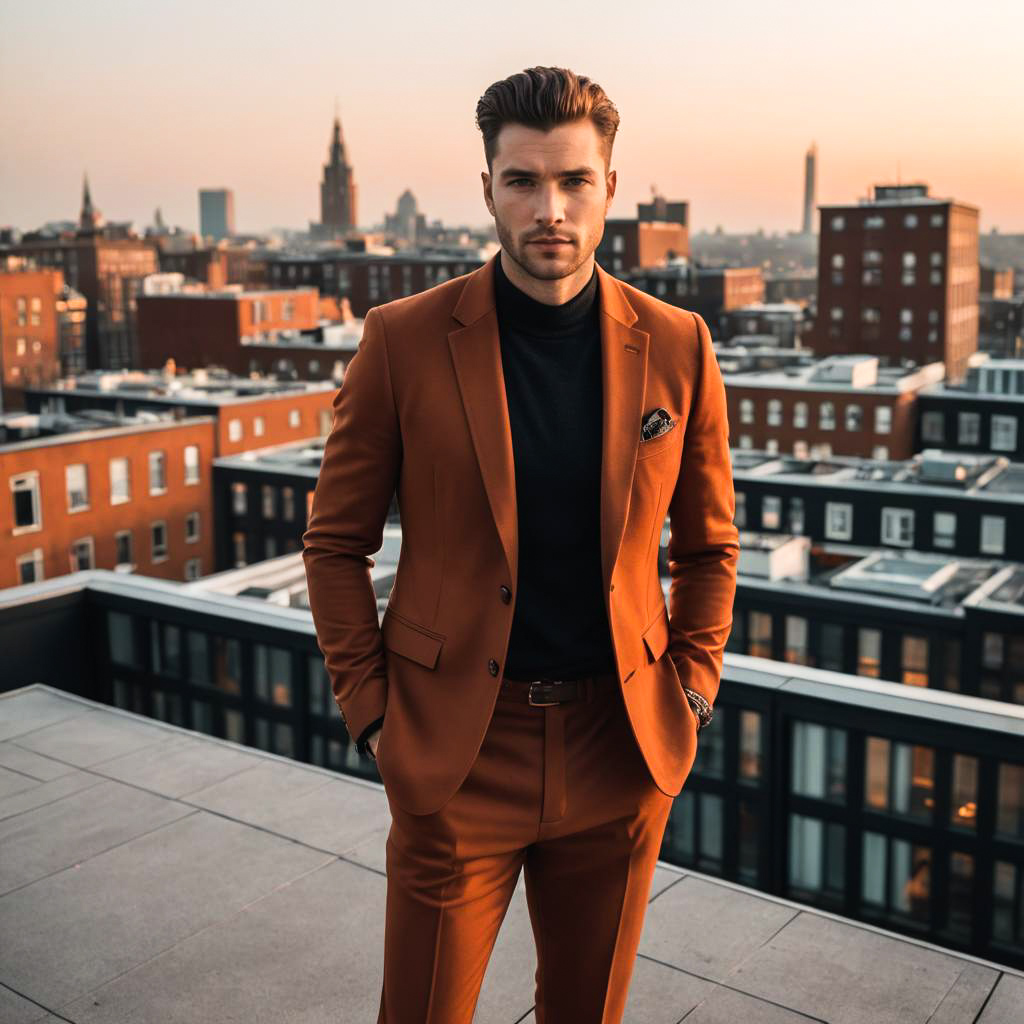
475;66;620;173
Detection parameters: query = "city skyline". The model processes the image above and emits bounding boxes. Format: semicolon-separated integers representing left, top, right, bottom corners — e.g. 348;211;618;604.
1;0;1022;235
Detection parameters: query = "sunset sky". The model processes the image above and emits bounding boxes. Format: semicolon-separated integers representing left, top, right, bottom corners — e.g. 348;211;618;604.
2;0;1021;236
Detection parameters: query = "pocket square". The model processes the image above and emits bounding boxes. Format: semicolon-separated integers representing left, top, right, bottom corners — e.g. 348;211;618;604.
640;407;677;442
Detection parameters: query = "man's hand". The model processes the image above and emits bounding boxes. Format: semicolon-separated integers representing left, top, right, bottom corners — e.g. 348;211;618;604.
368;726;382;760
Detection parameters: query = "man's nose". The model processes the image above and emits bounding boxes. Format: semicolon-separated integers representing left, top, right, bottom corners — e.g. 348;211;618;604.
534;183;566;224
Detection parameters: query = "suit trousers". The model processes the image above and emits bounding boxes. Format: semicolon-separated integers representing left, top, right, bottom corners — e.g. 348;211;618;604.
375;672;676;1023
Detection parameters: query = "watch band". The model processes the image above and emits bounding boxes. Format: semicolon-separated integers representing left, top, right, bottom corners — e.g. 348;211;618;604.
683;687;713;732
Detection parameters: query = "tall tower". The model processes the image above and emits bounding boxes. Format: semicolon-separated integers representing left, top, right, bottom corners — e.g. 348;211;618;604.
79;173;104;233
320;107;358;235
802;142;817;236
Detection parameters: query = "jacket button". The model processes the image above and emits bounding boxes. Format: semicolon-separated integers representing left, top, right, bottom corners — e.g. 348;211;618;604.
488;658;500;676
500;585;512;603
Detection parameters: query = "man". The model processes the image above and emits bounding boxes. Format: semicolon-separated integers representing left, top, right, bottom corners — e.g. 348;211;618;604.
302;65;739;1024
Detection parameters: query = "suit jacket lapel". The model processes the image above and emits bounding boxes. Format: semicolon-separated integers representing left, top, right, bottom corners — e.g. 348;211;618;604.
447;252;650;595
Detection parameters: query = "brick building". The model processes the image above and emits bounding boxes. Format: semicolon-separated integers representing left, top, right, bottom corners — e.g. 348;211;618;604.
0;266;64;409
3;412;215;588
812;183;979;385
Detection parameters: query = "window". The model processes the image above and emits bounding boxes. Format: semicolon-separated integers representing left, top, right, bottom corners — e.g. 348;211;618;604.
930;251;943;266
282;486;295;521
830;306;844;322
231;482;247;515
819;402;835;430
262;484;275;519
16;548;44;584
739;399;754;425
767;399;782;427
151;521;168;561
789;497;805;533
115;530;133;567
845;404;862;431
184;445;200;485
858;628;881;677
11;472;42;533
185;511;200;543
66;464;89;512
933;511;956;549
863;249;883;265
872;445;889;460
148;451;167;495
830;215;845;230
253;416;265;437
820;624;844;671
921;412;944;443
232;531;247;567
69;537;94;571
957;412;980;445
831;253;844;268
874;406;892;434
282;299;294;321
901;635;929;686
254;644;293;706
865;215;885;229
825;502;853;540
793;440;808;458
791;721;847;800
228;419;242;442
980;515;1006;555
110;457;131;503
785;615;810;664
734;491;746;527
793;402;808;429
904;213;919;228
881;507;914;547
862;268;882;286
289;408;301;429
865;736;934;817
862;307;881;324
749;611;772;658
930;213;944;227
991;415;1018;452
184;558;202;580
762;495;781;530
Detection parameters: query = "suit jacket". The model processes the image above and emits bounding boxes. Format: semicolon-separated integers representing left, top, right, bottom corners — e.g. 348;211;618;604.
302;251;740;816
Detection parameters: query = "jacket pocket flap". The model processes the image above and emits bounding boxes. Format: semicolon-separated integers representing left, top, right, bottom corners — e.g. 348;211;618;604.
641;606;670;662
381;610;444;669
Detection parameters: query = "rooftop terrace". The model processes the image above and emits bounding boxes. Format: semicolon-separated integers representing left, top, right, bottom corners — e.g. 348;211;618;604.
2;684;1022;1023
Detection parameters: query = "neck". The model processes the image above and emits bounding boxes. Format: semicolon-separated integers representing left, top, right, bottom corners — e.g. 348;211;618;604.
499;249;596;305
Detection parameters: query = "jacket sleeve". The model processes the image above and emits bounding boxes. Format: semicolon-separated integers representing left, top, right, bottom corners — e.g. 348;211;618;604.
302;306;401;754
665;312;740;716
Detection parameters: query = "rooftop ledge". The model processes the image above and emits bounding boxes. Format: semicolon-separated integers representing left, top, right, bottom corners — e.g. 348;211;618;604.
2;684;1022;1023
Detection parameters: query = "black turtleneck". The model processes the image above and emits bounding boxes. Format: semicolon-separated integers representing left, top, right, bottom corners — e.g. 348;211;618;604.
494;253;617;680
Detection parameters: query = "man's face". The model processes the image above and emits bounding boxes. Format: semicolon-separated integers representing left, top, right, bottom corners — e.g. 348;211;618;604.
482;118;616;282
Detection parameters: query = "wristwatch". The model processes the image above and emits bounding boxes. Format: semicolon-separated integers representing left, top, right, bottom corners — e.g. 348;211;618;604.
683;687;713;732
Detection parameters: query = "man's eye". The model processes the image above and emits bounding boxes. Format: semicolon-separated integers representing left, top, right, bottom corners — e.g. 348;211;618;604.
509;179;533;186
567;178;588;186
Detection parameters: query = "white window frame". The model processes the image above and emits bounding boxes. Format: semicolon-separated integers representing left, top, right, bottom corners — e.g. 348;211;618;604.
881;507;914;547
11;471;43;534
921;412;944;444
16;548;44;584
253;415;265;437
762;495;782;530
184;557;202;581
114;529;134;569
69;536;94;571
184;445;200;485
825;501;853;541
793;402;808;429
66;463;89;513
958;412;981;445
148;451;167;495
289;408;301;429
185;511;200;543
110;457;131;504
874;405;892;435
228;418;243;442
151;520;169;563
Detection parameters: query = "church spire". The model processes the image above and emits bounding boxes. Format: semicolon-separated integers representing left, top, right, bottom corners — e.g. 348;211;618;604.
79;172;103;232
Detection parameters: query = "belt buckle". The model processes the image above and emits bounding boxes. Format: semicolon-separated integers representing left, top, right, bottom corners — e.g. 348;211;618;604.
528;679;564;706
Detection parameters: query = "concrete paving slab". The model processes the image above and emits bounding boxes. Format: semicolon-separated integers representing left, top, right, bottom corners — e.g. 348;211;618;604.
0;739;80;781
11;710;172;768
928;962;1000;1023
60;858;382;1024
0;808;334;1010
639;874;798;983
0;769;103;823
0;777;192;893
978;973;1024;1023
90;733;262;799
0;689;92;743
724;910;968;1024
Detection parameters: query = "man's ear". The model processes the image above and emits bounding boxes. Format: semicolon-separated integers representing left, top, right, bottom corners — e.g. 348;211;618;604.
605;168;617;210
481;170;494;216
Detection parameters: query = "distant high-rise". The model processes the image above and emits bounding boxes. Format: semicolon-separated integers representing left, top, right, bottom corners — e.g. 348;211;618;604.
802;143;817;235
199;189;235;241
320;111;358;235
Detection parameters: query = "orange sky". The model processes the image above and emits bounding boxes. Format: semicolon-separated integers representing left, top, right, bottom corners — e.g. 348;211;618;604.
2;1;1021;235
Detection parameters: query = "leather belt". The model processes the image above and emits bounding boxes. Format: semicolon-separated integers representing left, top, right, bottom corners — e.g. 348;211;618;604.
499;670;619;706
